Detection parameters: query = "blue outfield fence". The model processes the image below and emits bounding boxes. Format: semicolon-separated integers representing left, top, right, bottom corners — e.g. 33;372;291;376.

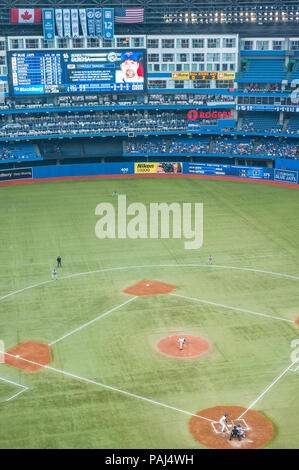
0;162;298;185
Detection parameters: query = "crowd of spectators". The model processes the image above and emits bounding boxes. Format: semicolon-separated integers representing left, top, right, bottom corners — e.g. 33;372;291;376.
0;144;39;162
125;137;299;159
255;141;299;158
0;92;235;112
241;83;282;93
213;139;254;155
126;140;167;154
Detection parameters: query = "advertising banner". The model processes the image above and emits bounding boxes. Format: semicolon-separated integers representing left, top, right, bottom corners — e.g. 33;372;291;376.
86;8;95;38
217;72;235;80
172;73;189;80
42;9;55;40
135;162;182;174
63;9;71;38
94;9;102;38
103;8;114;40
0;168;33;182
55;9;63;38
71;9;79;38
79;9;88;38
274;169;298;184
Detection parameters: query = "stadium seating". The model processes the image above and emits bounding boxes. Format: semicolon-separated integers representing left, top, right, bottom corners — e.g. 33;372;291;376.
0;142;40;163
240;59;287;82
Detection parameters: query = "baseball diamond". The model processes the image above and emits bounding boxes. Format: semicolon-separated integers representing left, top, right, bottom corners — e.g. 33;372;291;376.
0;176;298;450
1;0;299;452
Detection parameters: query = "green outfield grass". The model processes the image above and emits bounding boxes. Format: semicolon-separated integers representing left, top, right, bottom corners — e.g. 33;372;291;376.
0;177;299;449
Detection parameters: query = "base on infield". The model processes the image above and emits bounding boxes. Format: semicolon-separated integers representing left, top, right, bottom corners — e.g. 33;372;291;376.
189;406;273;449
157;335;210;358
5;341;51;372
123;280;177;296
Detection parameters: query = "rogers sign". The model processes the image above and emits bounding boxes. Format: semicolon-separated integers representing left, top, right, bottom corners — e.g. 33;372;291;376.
187;110;233;121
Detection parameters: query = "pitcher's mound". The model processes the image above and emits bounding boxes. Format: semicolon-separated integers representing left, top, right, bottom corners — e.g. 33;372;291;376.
123;280;177;296
157;335;210;358
5;341;51;372
189;406;273;449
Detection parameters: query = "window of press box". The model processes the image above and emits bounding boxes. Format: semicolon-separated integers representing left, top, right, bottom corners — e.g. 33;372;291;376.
162;39;175;49
176;38;189;48
242;41;253;50
10;39;22;49
207;39;220;48
117;38;130;47
0;56;6;65
25;39;39;49
192;53;205;62
147;39;159;48
72;38;84;48
57;38;69;48
193;79;209;89
192;39;204;48
174;80;185;89
290;41;299;50
162;53;174;62
216;80;233;89
272;41;284;50
0;41;5;51
102;39;114;47
131;37;144;47
178;53;189;62
148;80;167;89
42;39;55;49
148;53;159;62
87;38;101;48
256;41;269;51
223;38;236;48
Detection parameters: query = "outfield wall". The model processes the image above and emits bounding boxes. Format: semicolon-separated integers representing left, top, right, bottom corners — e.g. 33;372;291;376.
0;162;298;186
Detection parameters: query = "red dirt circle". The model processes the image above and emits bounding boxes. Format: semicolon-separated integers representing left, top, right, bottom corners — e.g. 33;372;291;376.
189;406;274;449
295;317;299;326
124;280;177;296
157;335;210;358
5;341;51;372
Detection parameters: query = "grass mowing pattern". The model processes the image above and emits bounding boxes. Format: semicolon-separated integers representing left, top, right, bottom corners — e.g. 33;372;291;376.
0;177;299;449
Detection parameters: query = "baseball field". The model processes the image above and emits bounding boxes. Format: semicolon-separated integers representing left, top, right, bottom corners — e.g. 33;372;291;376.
0;176;299;449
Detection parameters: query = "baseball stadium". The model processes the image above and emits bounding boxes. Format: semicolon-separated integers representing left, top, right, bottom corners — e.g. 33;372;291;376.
0;0;299;452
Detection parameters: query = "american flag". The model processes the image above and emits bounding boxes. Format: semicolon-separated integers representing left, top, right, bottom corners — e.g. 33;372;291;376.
115;8;144;23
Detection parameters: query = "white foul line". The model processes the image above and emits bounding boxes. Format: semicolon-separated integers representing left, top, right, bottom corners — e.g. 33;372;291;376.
0;264;298;305
170;293;294;324
2;351;216;424
0;375;29;402
238;360;299;419
48;296;138;346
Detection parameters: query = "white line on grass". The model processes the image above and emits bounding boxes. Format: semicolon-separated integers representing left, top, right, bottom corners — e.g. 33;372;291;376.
170;293;294;324
0;264;298;305
238;360;299;419
2;351;216;424
48;296;138;346
0;375;29;403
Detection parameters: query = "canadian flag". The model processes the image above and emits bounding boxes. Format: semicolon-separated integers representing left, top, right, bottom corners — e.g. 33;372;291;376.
10;8;42;24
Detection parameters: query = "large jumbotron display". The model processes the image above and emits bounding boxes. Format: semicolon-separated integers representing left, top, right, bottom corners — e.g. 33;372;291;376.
9;49;146;95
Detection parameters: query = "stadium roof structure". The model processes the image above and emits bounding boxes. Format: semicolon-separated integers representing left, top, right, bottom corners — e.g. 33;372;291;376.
0;1;298;35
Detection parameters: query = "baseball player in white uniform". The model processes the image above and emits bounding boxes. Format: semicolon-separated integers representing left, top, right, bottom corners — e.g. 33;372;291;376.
219;414;229;433
52;269;58;280
177;338;186;351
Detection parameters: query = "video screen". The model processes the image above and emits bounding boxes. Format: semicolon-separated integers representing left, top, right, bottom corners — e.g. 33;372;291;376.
8;49;146;95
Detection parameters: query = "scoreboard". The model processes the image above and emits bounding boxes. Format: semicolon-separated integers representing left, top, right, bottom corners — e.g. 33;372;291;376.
8;49;146;95
188;163;265;179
